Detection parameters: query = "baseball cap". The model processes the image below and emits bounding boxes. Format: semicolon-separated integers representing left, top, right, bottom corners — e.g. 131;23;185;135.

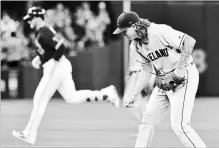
113;11;140;34
23;7;45;21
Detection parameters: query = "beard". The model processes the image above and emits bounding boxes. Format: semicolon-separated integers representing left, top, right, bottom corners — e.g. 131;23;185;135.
135;30;149;46
125;35;132;40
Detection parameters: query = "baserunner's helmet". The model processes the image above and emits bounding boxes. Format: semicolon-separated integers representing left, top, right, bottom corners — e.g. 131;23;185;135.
23;7;46;21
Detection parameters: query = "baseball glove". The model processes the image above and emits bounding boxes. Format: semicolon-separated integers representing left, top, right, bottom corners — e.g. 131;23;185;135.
154;69;187;91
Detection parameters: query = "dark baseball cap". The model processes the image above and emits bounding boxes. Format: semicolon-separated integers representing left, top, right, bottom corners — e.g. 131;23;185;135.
113;11;140;34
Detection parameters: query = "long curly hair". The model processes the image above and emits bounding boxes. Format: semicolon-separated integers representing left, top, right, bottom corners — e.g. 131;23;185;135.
133;18;151;46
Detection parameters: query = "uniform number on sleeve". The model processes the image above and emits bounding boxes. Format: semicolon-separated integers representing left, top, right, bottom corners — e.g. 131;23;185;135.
52;35;61;43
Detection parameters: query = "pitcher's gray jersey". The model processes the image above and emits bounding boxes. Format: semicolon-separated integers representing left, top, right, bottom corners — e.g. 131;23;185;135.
130;23;193;72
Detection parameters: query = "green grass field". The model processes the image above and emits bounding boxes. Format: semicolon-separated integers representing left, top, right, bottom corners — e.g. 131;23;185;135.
1;98;219;148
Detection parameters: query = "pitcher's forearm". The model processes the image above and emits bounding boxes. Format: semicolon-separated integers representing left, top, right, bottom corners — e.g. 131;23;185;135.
124;66;152;100
177;35;196;69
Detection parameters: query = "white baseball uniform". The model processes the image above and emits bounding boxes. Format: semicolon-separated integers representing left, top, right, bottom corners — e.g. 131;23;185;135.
129;23;206;147
15;25;120;144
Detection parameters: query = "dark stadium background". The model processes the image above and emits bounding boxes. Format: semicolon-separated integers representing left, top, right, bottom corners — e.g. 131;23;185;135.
1;1;219;147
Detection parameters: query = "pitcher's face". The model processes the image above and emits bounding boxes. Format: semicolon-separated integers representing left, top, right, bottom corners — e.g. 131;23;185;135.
122;26;139;40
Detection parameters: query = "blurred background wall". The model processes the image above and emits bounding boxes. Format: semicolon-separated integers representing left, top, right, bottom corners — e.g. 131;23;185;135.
1;1;219;99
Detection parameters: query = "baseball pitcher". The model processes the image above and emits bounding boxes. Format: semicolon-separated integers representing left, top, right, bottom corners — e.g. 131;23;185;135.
113;11;206;148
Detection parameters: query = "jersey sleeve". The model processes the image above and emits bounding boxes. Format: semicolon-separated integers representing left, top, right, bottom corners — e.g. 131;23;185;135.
160;25;186;49
129;41;151;72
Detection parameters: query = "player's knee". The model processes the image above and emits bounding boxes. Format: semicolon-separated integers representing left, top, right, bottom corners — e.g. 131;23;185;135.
171;121;193;133
171;123;186;134
177;124;193;134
